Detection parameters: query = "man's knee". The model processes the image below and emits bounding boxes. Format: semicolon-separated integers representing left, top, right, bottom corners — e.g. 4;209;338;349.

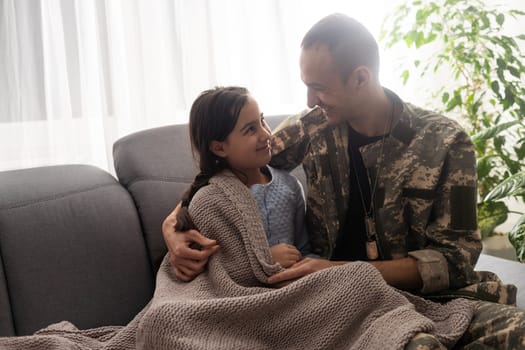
405;333;446;350
458;301;525;349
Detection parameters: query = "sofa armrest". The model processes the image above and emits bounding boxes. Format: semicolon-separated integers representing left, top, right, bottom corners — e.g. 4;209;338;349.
0;165;154;336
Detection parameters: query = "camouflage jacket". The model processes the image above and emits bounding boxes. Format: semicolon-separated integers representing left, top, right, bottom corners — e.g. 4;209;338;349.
270;91;516;304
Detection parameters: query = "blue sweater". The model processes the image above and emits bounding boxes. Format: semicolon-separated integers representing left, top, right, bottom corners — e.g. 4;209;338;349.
250;166;314;257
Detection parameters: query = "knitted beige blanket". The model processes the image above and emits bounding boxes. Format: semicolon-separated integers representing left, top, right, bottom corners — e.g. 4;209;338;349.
0;171;475;350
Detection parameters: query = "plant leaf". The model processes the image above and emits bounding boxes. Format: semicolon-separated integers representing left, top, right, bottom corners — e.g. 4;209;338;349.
480;14;490;29
442;91;450;103
491;80;500;96
484;171;525;201
401;70;410;84
471;120;518;142
478;201;508;238
477;155;495;179
432;22;443;31
509;10;525;17
404;30;418;47
509;213;525;262
508;66;521;78
426;33;437;44
496;57;507;70
515;141;525;159
496;13;505;26
504;85;515;109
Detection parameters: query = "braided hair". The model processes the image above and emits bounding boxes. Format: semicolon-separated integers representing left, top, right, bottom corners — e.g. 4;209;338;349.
175;86;250;231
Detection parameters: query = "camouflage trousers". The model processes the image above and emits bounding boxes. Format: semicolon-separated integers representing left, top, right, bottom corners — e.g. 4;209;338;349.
405;301;525;349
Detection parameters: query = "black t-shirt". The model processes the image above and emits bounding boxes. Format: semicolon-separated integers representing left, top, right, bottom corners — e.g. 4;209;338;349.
331;126;383;261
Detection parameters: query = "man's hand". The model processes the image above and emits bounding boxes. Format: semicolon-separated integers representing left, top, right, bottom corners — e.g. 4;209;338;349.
270;243;302;268
162;204;220;281
267;257;343;287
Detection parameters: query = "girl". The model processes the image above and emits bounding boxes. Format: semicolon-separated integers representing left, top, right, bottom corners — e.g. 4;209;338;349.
176;86;315;268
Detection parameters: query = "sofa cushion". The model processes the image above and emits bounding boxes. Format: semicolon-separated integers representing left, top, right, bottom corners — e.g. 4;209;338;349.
0;165;154;336
0;254;14;336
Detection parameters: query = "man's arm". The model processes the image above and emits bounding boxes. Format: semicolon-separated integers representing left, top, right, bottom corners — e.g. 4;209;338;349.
267;257;422;290
269;107;328;171
162;203;220;281
368;258;422;290
362;127;479;293
406;129;481;293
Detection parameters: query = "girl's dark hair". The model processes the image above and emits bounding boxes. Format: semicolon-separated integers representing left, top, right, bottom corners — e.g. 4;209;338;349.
175;86;250;232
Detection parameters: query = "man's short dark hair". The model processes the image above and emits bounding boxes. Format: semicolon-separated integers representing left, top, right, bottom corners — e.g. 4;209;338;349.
301;14;380;81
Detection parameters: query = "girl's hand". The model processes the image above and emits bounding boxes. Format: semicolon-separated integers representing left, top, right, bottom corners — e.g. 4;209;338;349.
270;243;302;268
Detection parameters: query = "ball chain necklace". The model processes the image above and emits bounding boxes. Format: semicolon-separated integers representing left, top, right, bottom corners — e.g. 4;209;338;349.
349;98;396;260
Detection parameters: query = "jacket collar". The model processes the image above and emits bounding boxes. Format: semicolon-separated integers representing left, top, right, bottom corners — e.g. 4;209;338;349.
385;88;416;146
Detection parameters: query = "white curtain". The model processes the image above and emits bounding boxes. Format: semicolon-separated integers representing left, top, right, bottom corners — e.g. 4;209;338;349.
0;0;445;173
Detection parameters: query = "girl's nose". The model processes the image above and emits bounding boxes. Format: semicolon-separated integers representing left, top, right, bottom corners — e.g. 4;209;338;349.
261;129;270;142
259;125;271;142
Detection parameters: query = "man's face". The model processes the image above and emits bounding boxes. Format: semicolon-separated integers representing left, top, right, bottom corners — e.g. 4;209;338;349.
300;45;358;124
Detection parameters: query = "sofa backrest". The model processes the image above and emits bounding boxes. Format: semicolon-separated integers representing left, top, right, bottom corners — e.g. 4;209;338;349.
113;124;197;272
113;115;305;273
0;165;154;336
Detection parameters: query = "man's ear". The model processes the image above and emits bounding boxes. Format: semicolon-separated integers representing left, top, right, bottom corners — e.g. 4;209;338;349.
353;66;370;88
210;140;227;158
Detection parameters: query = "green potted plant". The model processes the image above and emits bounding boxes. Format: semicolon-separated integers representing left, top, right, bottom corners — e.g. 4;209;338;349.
380;0;525;261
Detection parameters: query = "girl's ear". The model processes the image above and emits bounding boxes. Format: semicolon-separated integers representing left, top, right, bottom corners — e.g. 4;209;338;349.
210;140;227;158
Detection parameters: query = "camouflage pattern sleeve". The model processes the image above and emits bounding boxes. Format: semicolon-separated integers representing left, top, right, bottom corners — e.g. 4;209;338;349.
409;130;481;294
270;107;328;171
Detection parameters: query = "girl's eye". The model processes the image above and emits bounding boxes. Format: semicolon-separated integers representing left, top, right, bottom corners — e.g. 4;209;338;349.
245;126;256;134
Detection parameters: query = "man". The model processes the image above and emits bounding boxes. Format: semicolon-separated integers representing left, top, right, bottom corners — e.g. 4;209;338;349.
163;13;525;348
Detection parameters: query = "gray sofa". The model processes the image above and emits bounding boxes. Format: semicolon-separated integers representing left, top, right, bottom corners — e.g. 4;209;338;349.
1;116;524;337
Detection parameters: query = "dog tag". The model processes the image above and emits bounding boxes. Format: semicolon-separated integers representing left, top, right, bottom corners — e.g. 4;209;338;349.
365;216;379;260
365;216;377;239
366;240;379;260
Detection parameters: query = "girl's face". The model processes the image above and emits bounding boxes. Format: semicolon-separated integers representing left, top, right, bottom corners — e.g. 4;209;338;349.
211;96;271;172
